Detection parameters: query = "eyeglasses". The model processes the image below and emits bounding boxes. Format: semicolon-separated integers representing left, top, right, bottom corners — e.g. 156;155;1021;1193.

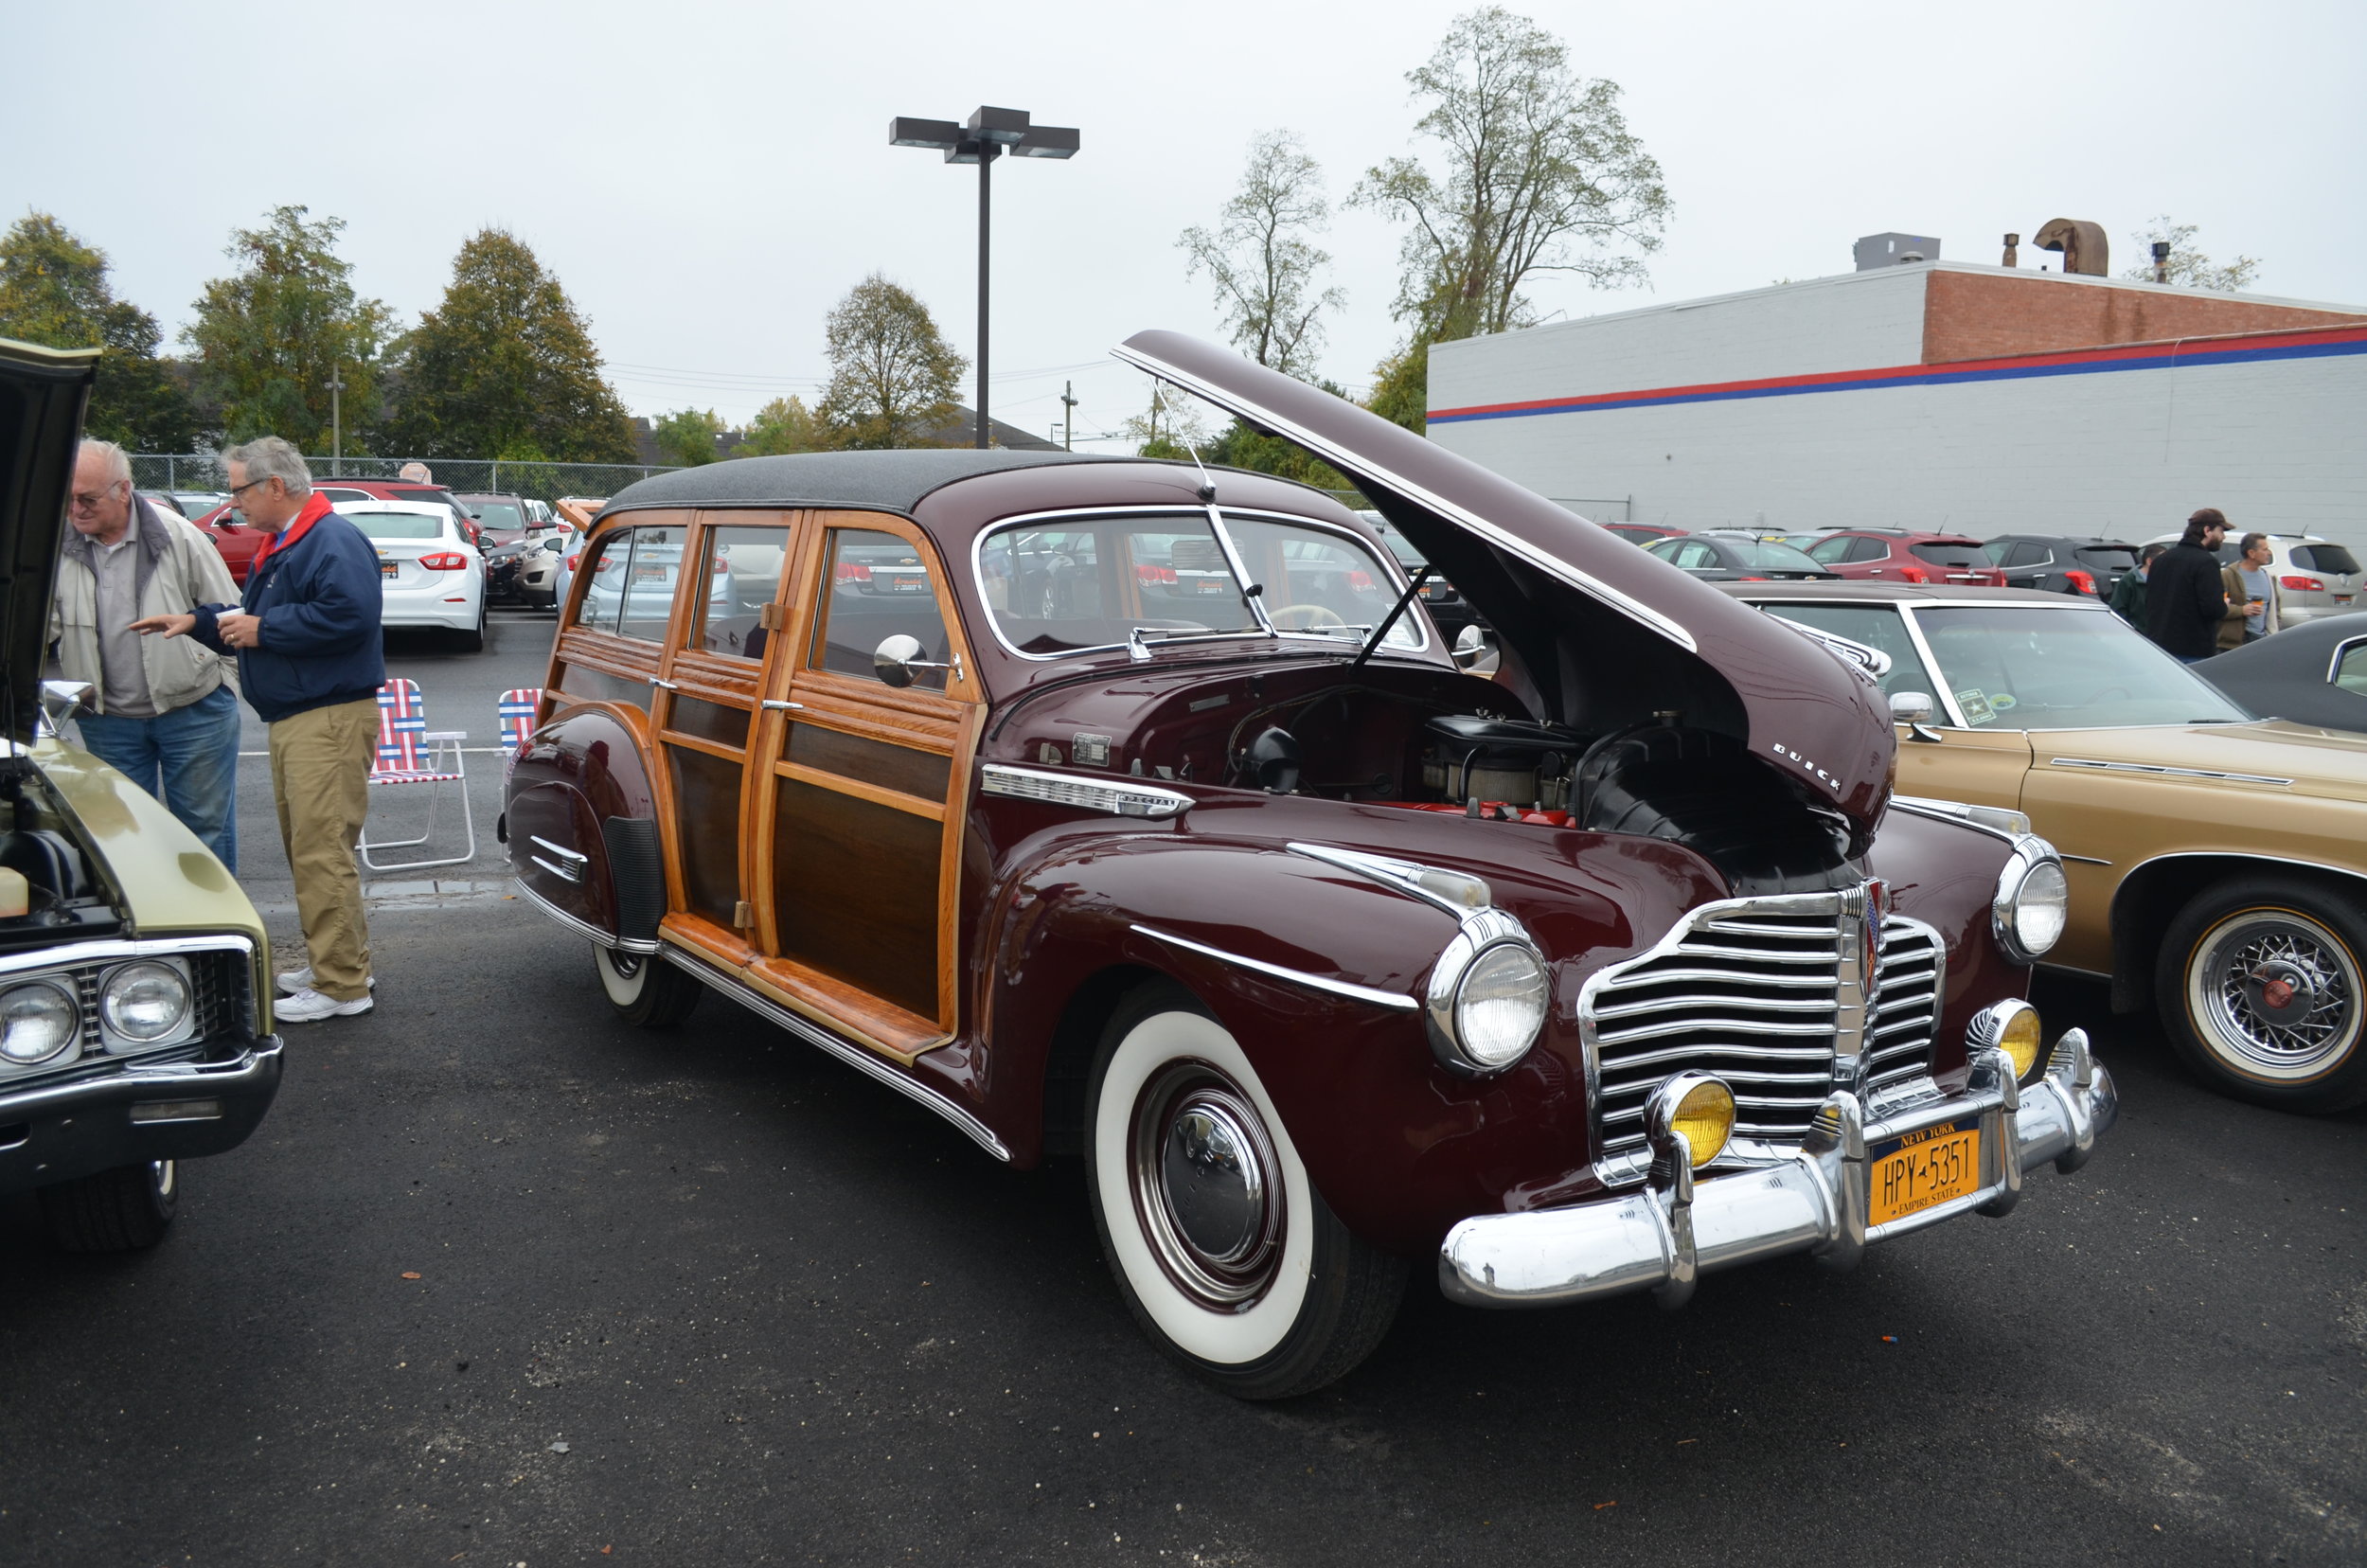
68;480;127;511
224;477;271;499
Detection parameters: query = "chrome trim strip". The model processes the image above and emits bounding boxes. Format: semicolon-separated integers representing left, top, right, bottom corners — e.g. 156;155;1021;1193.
979;764;1191;819
0;934;254;979
1129;922;1420;1012
1111;341;1700;654
2326;635;2367;685
529;834;587;864
530;853;582;883
655;945;1010;1161
1888;794;2031;842
509;877;659;954
2060;853;2113;866
2046;757;2294;786
2111;850;2367;896
1285;842;1484;918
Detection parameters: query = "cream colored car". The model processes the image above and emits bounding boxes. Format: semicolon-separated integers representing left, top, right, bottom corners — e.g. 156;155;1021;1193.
1731;582;2367;1114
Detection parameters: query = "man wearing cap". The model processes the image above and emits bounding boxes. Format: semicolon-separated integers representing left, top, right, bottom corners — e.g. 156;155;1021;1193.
2145;508;2234;665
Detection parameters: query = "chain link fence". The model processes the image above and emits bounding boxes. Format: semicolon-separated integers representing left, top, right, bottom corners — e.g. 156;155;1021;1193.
131;454;680;506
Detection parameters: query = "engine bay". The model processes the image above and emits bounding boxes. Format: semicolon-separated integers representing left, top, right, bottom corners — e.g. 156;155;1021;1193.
0;766;123;952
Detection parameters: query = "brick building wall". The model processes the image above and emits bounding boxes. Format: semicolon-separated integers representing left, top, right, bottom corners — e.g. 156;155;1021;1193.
1920;268;2363;363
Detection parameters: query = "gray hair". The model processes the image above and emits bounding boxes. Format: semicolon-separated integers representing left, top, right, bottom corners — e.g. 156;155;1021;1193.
77;437;133;487
223;436;312;497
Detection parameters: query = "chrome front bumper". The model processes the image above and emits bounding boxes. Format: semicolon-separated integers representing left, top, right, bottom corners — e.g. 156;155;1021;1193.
0;1038;285;1194
1439;1032;2117;1309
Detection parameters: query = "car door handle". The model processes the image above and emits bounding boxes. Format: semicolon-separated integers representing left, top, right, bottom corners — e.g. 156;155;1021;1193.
760;700;803;712
650;677;679;691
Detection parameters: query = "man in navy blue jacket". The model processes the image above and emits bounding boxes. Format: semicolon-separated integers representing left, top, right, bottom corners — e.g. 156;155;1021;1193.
134;437;385;1023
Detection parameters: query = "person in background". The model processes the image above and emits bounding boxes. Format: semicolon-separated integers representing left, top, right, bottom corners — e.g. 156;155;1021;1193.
2109;543;2165;628
2219;532;2281;650
50;439;244;867
2145;508;2233;665
131;437;385;1025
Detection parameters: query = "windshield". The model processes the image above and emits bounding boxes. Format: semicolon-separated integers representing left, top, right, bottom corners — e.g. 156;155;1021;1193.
1223;515;1421;648
1731;540;1826;573
349;510;446;540
472;502;525;531
1912;605;2251;728
1758;603;1941;701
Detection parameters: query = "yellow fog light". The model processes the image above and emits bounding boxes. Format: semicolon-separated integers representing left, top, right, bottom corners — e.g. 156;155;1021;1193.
1646;1071;1735;1169
1968;999;2045;1080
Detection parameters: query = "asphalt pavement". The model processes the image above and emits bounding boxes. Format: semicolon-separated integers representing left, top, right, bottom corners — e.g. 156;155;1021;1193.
7;611;2364;1566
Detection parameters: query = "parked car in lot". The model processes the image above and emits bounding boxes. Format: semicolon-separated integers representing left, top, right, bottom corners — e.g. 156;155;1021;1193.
0;336;284;1251
2140;531;2364;625
1730;579;2367;1114
1605;521;1685;547
454;491;539;546
1646;532;1840;581
194;477;480;580
487;533;567;609
1808;528;2009;587
137;489;186;517
345;499;489;650
2199;615;2367;734
1981;535;2141;597
503;330;2114;1399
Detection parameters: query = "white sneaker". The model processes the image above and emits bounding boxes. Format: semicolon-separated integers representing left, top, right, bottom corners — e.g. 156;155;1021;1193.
277;968;376;996
277;986;374;1023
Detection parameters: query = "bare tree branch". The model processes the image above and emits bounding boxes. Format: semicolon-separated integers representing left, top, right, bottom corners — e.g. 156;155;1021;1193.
1179;131;1346;378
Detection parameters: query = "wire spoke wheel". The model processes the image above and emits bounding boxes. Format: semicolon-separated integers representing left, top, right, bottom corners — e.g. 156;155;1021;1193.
2190;909;2361;1078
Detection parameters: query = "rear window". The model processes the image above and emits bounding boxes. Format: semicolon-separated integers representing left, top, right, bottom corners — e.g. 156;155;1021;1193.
2297;543;2361;575
1910;543;1988;568
349;510;445;540
2074;546;2139;572
1731;541;1826;573
472;502;525;532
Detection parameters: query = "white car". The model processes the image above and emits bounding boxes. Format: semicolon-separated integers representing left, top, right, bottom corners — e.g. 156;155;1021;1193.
344;500;489;651
2143;530;2365;624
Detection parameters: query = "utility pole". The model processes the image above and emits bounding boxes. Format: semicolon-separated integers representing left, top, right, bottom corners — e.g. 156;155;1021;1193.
328;365;347;475
1061;380;1077;451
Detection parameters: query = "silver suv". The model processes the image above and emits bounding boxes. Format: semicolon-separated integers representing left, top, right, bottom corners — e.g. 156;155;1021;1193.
2145;531;2364;624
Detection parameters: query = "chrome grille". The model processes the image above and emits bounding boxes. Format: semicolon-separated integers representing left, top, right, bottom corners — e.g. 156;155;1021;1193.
1582;889;1946;1182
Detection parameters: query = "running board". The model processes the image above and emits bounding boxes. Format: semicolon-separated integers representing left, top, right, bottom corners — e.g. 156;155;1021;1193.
657;945;1010;1162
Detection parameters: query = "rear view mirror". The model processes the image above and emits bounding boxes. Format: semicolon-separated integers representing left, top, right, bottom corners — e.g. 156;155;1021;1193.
873;633;952;688
1452;624;1499;674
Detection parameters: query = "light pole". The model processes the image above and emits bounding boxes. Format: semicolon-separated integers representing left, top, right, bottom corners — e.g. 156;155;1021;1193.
889;106;1079;450
328;365;347;474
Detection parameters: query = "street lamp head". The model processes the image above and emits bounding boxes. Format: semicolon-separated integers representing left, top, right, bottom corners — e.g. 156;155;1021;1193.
1011;125;1080;159
944;138;994;166
967;105;1030;144
889;116;965;150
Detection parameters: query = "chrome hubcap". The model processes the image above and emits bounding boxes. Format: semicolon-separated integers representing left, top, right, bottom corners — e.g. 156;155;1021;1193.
2194;910;2361;1078
1131;1064;1282;1308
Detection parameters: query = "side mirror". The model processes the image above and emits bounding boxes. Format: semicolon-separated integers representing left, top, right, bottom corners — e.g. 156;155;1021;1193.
1452;623;1499;673
873;633;952;688
38;680;93;738
1890;690;1943;743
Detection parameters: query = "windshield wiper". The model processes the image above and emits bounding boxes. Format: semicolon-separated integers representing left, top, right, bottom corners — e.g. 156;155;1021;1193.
1125;624;1274;662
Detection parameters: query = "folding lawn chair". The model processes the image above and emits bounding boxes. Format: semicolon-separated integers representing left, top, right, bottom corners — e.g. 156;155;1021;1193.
497;687;543;757
359;678;475;871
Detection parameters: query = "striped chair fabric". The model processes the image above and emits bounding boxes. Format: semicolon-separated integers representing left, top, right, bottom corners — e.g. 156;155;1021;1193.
497;688;543;757
372;678;466;784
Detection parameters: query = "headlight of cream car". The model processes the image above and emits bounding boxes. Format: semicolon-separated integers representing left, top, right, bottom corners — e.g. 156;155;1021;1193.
99;960;192;1044
0;979;80;1065
1992;838;2070;963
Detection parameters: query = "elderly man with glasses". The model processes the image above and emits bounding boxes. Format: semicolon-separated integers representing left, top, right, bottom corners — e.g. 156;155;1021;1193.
50;439;244;866
133;437;385;1024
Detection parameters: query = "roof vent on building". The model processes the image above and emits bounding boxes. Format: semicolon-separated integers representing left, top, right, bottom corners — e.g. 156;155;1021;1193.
1854;232;1941;271
2033;219;2109;276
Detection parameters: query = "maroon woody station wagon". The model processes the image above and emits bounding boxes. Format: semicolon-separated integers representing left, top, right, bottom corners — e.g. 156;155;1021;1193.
502;331;2119;1398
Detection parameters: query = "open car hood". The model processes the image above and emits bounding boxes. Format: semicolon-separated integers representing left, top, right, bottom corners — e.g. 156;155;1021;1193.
0;338;99;749
1113;330;1895;842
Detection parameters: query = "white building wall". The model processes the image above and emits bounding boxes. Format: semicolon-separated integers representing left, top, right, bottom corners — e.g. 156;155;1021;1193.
1433;315;2367;550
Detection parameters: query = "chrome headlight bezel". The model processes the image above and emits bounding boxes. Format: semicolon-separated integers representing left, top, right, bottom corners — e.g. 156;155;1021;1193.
98;959;194;1046
1992;836;2069;964
1426;908;1550;1078
0;978;81;1066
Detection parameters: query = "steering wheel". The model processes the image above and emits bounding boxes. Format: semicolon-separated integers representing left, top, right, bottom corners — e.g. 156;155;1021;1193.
1271;603;1345;630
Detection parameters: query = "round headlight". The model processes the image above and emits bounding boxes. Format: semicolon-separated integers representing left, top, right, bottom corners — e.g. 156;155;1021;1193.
1650;1073;1736;1168
1452;942;1550;1070
100;961;191;1043
1994;845;2070;962
1967;998;2045;1080
0;981;80;1065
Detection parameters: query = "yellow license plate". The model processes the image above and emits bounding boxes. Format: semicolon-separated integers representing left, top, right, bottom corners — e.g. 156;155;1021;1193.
1868;1121;1982;1227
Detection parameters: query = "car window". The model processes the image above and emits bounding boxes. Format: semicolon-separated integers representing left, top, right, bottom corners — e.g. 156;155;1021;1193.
693;526;791;660
2298;543;2362;576
1911;605;2251;728
347;509;446;541
2337;643;2367;696
1807;536;1854;564
978;512;1258;655
617;526;682;642
1731;540;1825;573
473;502;525;532
1756;603;1939;699
575;531;630;634
1910;542;1988;568
2002;541;2051;568
812;528;951;689
1221;516;1422;648
2075;545;2139;574
1849;536;1892;562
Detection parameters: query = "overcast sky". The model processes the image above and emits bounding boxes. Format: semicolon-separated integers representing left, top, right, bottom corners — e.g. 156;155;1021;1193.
9;0;2361;454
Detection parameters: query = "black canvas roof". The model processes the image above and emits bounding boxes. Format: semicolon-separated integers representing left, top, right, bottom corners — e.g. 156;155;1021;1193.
598;449;1134;519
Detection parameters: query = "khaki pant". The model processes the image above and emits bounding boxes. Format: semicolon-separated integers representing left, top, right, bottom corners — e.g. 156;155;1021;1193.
267;698;377;1002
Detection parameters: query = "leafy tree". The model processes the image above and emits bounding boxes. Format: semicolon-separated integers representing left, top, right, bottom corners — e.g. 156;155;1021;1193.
183;205;392;450
651;407;726;467
1124;385;1211;461
1351;8;1669;342
1365;339;1431;436
734;394;825;455
816;275;965;449
0;213;200;450
380;228;637;462
2122;216;2261;293
1179;132;1344;378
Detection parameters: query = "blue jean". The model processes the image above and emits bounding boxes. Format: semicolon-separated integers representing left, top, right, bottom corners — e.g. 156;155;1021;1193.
76;685;241;872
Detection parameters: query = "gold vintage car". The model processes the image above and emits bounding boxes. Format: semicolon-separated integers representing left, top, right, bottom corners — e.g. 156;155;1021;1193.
1727;582;2367;1113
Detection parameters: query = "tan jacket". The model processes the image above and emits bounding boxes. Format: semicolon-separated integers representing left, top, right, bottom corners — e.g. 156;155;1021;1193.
51;497;241;716
2218;561;2285;650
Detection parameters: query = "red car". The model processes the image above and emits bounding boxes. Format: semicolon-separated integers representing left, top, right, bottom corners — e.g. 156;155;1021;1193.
503;331;2114;1399
1606;521;1685;546
194;478;476;582
1806;528;2008;587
